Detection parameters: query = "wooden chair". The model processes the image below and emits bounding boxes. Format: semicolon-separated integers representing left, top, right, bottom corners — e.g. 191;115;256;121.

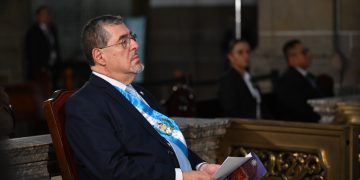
43;90;78;180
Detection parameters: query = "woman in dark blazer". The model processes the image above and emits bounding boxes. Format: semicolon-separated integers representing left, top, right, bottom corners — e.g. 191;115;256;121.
218;39;270;119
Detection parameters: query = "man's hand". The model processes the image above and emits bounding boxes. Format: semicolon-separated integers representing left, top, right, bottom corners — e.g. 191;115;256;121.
183;171;214;180
182;163;221;179
199;163;221;176
183;171;215;180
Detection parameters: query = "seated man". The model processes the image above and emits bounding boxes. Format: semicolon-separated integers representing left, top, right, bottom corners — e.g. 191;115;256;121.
275;39;321;122
65;15;219;180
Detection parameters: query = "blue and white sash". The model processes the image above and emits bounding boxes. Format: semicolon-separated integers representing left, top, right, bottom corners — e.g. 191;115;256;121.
113;86;188;157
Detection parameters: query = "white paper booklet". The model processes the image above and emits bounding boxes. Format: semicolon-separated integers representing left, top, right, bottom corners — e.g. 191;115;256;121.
213;153;252;180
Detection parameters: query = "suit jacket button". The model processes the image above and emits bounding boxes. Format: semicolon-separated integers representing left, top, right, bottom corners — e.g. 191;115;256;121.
168;150;174;155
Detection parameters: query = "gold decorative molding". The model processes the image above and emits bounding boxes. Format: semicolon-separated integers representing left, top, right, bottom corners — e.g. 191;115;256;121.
229;146;326;179
335;102;360;124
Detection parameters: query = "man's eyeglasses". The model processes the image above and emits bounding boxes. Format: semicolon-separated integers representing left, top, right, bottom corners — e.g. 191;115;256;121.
290;47;309;56
301;48;309;55
234;49;250;55
100;32;137;49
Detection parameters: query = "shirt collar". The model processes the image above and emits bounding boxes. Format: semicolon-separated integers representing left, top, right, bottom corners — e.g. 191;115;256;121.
92;71;127;90
295;67;308;77
242;71;251;80
39;23;48;31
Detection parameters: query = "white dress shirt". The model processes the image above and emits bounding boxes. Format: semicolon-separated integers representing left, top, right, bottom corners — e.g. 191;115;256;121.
243;71;262;119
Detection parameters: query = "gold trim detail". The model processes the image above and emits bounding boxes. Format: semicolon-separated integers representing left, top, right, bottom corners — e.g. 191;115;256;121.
229;146;326;179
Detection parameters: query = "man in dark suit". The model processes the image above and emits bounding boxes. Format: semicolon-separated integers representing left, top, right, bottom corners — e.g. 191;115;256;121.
25;6;60;83
275;39;321;122
218;39;270;119
0;87;14;139
65;15;219;180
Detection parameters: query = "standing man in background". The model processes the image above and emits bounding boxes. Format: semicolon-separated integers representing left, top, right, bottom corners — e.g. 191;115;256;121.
275;39;321;122
25;5;60;88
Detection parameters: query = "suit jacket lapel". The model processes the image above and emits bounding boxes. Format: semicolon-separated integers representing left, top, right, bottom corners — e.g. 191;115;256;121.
231;68;257;102
289;68;318;91
88;74;170;147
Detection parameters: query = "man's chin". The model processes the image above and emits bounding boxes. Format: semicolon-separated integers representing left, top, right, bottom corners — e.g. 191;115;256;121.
132;64;145;74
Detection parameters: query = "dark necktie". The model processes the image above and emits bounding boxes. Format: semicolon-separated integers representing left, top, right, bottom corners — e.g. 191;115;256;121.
305;73;317;88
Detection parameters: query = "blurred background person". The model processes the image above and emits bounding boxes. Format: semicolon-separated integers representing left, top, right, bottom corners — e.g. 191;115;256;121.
0;87;15;179
0;87;14;139
25;5;61;92
218;39;271;119
275;39;322;122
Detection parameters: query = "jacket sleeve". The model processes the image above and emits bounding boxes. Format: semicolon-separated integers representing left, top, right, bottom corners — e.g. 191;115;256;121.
188;149;205;169
275;78;320;122
218;76;250;117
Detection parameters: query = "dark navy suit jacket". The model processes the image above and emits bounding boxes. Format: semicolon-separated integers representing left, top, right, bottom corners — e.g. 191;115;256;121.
25;24;60;79
275;67;321;122
65;74;203;180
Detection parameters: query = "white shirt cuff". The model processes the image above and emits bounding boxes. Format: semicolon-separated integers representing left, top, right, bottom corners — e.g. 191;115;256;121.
175;168;183;180
196;162;208;171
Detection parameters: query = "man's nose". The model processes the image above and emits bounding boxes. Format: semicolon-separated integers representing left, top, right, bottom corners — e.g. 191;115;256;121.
130;38;139;50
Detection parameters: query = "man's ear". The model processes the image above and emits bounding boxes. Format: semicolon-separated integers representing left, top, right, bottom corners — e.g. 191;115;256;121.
92;48;106;66
227;53;233;62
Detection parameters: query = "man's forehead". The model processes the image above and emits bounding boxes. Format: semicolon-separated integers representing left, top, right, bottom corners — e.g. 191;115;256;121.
289;43;304;52
234;42;250;48
294;43;305;49
103;24;130;36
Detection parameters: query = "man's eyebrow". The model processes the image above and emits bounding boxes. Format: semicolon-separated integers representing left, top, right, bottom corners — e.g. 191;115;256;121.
117;31;132;41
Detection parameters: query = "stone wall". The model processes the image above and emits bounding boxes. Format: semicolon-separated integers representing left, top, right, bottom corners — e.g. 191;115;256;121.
175;117;230;162
0;135;58;179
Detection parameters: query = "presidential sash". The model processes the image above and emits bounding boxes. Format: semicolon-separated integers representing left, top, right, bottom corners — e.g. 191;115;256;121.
113;86;188;157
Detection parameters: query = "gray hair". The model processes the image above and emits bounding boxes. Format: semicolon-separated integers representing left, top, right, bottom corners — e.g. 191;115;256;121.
81;15;123;66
